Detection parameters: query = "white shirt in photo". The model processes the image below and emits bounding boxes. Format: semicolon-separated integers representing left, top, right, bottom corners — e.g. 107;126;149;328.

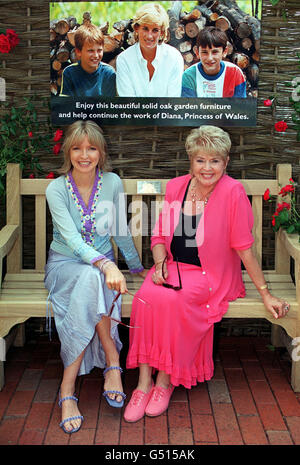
116;42;184;97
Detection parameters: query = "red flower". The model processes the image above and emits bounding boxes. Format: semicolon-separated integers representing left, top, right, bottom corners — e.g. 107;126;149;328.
263;188;270;201
274;121;288;132
29;173;35;179
6;29;19;49
272;217;276;226
53;143;61;155
279;184;295;197
53;129;63;142
276;202;290;213
28;131;33;138
0;33;11;53
46;172;55;179
289;178;295;183
263;99;272;107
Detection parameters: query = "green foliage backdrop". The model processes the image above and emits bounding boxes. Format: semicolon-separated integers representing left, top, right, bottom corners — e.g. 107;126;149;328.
50;1;262;27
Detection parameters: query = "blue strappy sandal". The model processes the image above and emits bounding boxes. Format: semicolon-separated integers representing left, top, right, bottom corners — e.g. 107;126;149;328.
58;393;84;434
102;366;126;408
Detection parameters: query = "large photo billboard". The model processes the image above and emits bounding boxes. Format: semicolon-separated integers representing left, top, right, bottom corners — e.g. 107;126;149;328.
50;0;261;127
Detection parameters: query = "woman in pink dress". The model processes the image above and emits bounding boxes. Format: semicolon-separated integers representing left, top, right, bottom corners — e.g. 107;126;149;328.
124;125;290;422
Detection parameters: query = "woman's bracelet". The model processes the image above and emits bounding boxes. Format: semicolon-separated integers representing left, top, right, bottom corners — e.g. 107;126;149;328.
258;284;268;290
99;258;114;272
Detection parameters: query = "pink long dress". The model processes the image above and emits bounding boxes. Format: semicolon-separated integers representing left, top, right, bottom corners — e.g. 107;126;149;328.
126;174;254;388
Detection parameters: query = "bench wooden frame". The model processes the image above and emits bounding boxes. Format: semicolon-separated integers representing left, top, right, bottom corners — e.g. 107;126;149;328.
0;163;300;391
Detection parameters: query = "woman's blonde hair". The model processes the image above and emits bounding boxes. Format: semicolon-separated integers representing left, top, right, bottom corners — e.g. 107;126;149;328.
133;3;169;43
185;126;231;162
59;120;109;175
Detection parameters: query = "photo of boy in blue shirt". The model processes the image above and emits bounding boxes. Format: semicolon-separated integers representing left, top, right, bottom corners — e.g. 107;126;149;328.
60;23;116;98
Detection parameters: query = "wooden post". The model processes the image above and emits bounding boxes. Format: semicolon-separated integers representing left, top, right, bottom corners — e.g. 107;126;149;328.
291;260;300;391
0;361;4;391
272;165;292;353
251;195;262;266
271;325;285;348
6;164;22;273
275;164;291;274
35;195;47;271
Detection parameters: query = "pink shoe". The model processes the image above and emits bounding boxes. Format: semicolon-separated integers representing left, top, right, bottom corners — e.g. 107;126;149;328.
123;384;154;423
145;384;175;417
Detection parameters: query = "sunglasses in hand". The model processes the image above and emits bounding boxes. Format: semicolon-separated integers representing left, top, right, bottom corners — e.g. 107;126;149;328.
108;290;150;328
161;256;182;291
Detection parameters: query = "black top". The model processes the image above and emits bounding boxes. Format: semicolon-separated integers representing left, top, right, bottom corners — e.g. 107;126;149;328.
170;180;202;267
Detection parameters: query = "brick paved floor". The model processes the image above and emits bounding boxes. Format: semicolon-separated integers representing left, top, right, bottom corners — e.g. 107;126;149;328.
0;330;300;446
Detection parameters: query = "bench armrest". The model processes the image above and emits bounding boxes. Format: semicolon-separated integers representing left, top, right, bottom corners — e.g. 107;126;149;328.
0;225;19;260
0;224;20;288
279;229;300;263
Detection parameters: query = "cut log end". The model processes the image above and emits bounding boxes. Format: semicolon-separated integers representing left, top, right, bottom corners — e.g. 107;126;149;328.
54;19;69;36
215;16;231;31
232;52;250;69
182;9;202;23
235;22;252;39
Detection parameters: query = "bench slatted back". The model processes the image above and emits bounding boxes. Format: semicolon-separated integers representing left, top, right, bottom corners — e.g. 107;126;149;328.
6;163;291;274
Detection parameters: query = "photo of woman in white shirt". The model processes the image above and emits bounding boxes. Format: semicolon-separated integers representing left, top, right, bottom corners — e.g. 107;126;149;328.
116;3;184;97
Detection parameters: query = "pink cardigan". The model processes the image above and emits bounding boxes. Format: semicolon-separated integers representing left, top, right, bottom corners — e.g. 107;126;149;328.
151;174;254;323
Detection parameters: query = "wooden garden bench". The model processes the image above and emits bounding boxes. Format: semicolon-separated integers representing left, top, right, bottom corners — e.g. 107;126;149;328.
0;163;300;391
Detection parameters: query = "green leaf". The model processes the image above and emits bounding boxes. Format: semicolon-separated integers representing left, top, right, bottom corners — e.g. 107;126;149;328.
287;225;295;233
266;344;276;352
279;209;289;223
282;8;287;20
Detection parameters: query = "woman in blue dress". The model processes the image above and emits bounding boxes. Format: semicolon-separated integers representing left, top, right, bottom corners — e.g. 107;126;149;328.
45;120;146;433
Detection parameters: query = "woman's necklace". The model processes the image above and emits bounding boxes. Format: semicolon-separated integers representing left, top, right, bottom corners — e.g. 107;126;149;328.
190;179;212;210
78;184;94;207
72;171;96;207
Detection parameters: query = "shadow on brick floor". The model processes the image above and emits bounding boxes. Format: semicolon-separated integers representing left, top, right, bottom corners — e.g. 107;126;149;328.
0;322;300;447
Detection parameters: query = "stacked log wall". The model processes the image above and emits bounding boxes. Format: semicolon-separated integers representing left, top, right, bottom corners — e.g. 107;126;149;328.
50;1;261;97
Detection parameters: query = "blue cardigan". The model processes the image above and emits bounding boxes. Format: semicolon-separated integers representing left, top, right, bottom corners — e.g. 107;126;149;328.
45;169;143;272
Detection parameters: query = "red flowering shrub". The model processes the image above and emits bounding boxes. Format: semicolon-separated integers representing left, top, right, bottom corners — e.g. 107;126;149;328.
264;178;300;237
46;172;55;179
54;129;63;142
276;202;291;213
274;121;288;132
6;29;19;49
53;143;62;155
263;188;270;201
278;184;295;197
263;99;273;107
0;33;11;53
0;28;19;54
0;95;57;197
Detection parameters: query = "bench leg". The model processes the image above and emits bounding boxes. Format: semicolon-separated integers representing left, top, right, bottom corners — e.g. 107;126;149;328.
291;337;300;392
271;324;285;347
291;360;300;392
13;323;26;347
0;361;4;391
0;337;5;391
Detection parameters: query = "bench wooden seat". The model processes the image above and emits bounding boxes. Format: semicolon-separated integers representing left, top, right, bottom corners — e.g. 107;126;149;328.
0;163;300;391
